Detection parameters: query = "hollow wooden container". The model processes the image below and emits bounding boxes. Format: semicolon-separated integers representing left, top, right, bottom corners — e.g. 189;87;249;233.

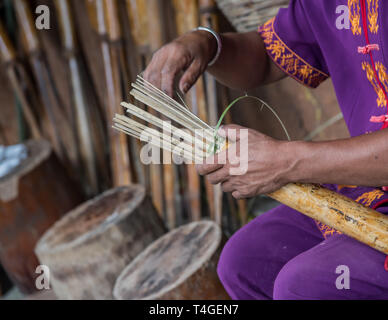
0;140;83;294
113;221;230;300
35;185;167;300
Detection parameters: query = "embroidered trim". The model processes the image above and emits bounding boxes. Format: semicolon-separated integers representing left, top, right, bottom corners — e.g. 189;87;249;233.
349;0;362;36
258;18;328;88
367;0;379;34
362;61;387;108
355;189;384;206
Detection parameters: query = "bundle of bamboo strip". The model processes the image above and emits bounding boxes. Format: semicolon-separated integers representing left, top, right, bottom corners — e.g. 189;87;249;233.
113;76;224;164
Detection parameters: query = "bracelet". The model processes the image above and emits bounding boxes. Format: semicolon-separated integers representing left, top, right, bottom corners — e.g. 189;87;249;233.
194;26;222;67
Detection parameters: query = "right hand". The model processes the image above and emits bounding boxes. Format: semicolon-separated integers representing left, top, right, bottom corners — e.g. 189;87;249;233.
143;30;217;97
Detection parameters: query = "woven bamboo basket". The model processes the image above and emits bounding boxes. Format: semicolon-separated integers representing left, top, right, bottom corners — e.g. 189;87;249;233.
216;0;289;32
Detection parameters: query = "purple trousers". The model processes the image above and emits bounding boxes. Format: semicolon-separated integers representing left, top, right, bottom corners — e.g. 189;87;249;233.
217;205;388;300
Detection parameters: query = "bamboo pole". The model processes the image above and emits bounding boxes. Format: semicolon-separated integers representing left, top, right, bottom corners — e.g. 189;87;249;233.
54;0;99;194
93;0;132;186
146;0;179;228
174;0;220;223
14;0;77;167
199;0;225;225
124;0;164;216
0;22;41;140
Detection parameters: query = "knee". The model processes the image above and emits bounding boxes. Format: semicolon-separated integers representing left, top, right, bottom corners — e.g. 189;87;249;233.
273;257;318;300
217;231;245;286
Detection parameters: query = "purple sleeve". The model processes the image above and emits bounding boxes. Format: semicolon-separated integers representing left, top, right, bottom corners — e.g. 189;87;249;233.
258;0;329;88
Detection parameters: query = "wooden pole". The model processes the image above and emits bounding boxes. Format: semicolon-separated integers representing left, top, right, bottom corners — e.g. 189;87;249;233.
54;0;99;194
91;0;133;186
147;0;178;228
174;0;221;223
124;0;164;216
0;22;41;140
14;0;78;167
35;185;166;299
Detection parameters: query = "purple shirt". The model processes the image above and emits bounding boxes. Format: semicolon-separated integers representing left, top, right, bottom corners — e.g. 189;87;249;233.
258;0;388;237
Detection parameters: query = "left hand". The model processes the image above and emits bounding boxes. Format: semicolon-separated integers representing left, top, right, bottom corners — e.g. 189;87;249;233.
196;124;293;199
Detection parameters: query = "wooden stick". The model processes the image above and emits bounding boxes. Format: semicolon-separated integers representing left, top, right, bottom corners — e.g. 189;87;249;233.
14;0;80;172
199;0;224;225
55;0;99;194
147;0;178;229
94;0;132;186
172;0;203;222
0;22;41;139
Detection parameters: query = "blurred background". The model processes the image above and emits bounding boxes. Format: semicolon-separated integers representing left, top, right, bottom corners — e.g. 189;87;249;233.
0;0;349;299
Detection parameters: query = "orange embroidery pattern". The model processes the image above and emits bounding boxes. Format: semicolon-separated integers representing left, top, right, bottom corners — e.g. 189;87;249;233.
367;0;379;34
348;0;362;36
375;62;388;94
337;185;357;191
258;18;328;88
362;61;387;108
315;221;342;238
355;189;384;206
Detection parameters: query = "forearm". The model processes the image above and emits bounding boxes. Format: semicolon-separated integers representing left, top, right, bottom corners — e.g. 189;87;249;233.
288;130;388;187
207;31;286;90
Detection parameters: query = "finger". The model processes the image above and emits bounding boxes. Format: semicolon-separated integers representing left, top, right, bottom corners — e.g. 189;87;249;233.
179;59;203;93
232;191;243;200
217;124;246;142
221;180;234;193
206;167;229;185
161;66;179;97
196;149;227;175
196;162;223;176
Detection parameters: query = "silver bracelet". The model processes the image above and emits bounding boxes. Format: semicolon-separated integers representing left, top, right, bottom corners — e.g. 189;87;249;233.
195;26;222;67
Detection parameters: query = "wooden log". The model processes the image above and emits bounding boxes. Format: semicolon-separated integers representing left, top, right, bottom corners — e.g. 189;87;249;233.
0;140;83;294
35;185;167;300
113;221;230;300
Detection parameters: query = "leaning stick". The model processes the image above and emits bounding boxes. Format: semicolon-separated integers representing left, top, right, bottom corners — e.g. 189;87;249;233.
147;0;178;228
14;0;78;168
115;78;388;256
125;0;164;215
14;0;61;156
199;0;226;225
55;0;99;194
173;0;204;222
0;22;41;139
94;0;132;186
